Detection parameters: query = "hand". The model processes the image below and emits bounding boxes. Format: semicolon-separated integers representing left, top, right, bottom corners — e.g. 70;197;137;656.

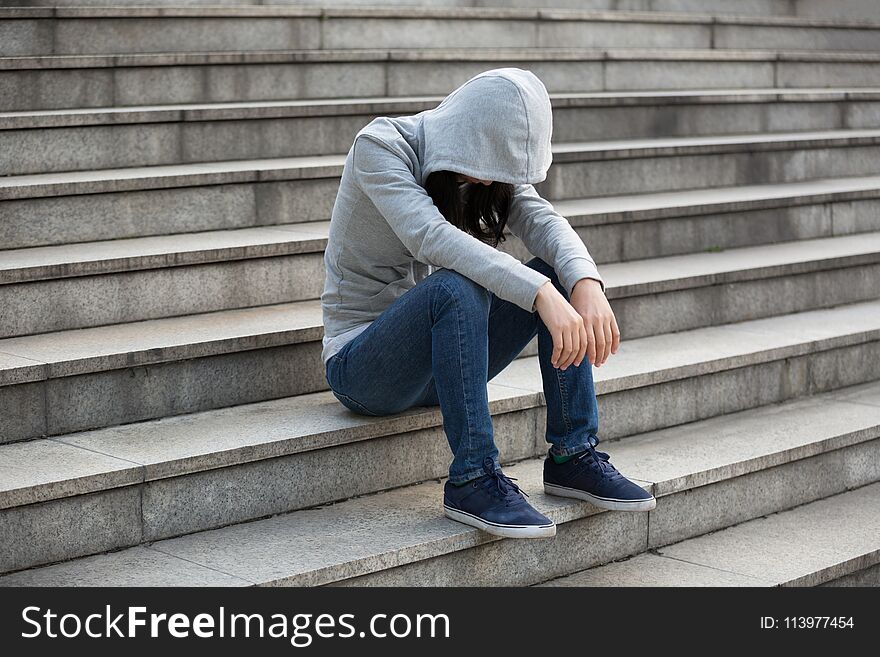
533;280;588;370
569;278;620;367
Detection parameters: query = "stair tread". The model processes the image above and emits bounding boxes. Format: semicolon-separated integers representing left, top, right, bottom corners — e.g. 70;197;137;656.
4;88;880;128
553;173;880;216
554;128;880;155
3;385;879;586
555;127;880;153
2;305;880;510
0;153;346;193
4;179;880;280
0;299;324;382
601;231;880;289
6;46;880;70
541;482;880;587
0;222;329;278
5;4;880;31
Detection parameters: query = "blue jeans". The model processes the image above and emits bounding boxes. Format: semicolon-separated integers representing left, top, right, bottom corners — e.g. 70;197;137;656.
325;256;600;485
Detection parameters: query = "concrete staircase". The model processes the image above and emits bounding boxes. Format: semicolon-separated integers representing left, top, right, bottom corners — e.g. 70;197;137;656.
1;2;878;587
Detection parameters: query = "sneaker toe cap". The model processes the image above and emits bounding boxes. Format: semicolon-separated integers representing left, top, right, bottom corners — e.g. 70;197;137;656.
618;477;654;501
487;504;553;527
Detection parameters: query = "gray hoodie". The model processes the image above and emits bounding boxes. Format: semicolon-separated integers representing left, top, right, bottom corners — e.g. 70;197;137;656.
320;67;604;366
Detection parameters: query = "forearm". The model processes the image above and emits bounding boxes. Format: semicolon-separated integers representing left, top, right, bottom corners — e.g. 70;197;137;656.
507;183;605;296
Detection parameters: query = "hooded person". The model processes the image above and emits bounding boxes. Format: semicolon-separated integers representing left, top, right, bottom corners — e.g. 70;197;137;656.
320;67;605;367
320;67;654;538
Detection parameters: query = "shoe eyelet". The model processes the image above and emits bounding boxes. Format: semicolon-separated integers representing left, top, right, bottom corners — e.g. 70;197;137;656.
472;482;479;488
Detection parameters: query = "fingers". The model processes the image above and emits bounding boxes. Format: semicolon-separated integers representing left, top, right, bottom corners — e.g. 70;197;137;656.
600;318;613;366
584;323;597;367
543;292;602;370
559;327;575;370
551;326;574;369
575;320;588;367
592;318;607;367
550;295;620;369
610;313;621;354
550;327;563;368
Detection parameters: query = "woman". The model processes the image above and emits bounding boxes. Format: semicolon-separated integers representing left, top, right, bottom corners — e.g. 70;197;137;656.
321;67;655;539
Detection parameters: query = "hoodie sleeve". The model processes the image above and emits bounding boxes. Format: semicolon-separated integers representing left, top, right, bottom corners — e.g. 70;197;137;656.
352;134;552;312
506;183;605;301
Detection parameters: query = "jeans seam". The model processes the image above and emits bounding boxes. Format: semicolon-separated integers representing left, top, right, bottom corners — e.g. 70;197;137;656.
333;389;382;417
437;278;478;479
556;365;572;441
548;361;595;457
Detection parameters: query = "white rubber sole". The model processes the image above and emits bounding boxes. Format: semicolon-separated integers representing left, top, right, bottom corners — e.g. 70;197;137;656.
443;505;557;539
544;482;657;512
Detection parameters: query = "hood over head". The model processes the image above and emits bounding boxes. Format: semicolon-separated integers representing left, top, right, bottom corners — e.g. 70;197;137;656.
419;67;553;186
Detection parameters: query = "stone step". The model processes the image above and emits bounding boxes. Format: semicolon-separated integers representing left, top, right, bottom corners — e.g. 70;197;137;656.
4;47;880;111
4;129;880;248
2;380;878;583
3;167;880;253
6;174;880;276
0;271;877;445
4;170;880;256
2;199;880;339
545;129;880;200
0;223;326;337
557;174;880;262
5;6;880;57
5;1;880;22
539;480;880;586
4;88;880;175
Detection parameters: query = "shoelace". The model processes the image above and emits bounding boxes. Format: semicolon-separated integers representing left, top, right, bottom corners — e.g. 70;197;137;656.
575;446;621;479
480;458;529;504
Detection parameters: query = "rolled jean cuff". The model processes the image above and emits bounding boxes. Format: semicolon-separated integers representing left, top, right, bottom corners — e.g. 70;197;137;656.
448;458;502;486
549;434;598;457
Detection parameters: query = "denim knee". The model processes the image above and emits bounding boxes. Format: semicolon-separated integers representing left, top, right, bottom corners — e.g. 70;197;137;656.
428;268;491;311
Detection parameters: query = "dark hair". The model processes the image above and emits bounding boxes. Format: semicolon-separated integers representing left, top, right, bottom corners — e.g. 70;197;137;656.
424;170;514;248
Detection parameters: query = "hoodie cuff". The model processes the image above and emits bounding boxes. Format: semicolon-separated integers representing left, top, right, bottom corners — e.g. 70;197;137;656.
500;262;552;313
558;257;605;296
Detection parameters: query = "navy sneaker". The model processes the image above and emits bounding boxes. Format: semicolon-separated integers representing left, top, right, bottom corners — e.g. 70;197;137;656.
543;445;656;511
444;457;556;539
